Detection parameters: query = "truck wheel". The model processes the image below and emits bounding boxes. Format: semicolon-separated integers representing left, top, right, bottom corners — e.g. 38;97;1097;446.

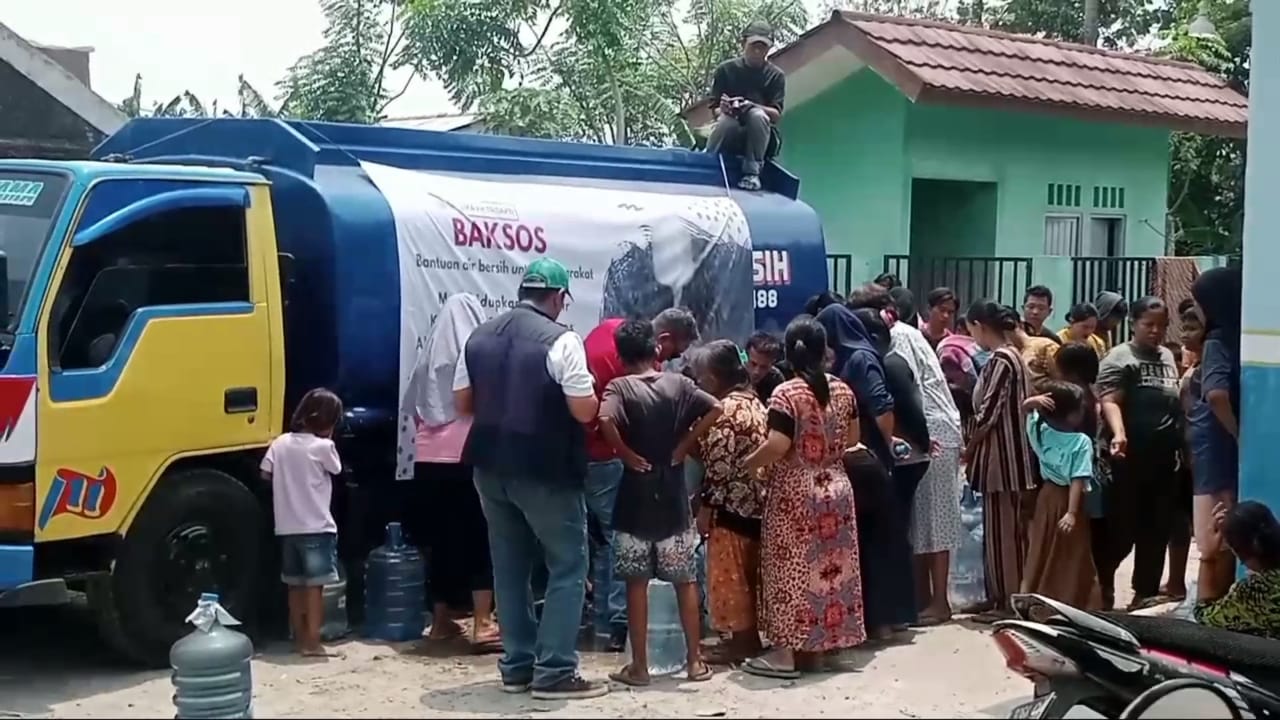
89;467;264;666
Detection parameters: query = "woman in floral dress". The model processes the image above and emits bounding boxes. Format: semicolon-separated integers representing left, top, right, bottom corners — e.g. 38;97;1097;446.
743;316;865;679
690;340;769;665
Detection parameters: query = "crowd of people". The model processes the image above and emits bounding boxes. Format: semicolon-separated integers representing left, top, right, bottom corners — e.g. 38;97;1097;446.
258;255;1280;698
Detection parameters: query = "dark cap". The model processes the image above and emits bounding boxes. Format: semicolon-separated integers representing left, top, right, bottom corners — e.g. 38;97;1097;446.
742;20;775;47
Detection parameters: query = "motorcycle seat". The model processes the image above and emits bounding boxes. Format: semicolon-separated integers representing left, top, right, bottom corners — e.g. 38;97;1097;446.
1101;612;1280;680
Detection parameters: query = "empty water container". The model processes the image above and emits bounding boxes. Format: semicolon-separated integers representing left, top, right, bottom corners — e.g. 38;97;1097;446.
171;592;253;719
949;485;987;610
625;580;686;677
364;522;427;642
320;564;350;641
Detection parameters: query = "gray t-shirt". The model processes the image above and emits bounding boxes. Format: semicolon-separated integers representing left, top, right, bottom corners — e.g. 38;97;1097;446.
602;371;718;541
1097;341;1181;446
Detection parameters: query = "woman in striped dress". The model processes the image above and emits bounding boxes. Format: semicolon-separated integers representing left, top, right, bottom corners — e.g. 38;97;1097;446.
962;302;1038;621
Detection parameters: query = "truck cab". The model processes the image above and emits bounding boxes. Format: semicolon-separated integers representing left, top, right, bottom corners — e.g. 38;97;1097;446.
0;162;284;663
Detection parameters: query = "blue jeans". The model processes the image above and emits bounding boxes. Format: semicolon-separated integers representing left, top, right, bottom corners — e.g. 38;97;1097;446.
585;459;626;635
474;469;588;688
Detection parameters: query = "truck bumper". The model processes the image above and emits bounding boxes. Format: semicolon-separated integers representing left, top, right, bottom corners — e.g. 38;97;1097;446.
0;545;66;607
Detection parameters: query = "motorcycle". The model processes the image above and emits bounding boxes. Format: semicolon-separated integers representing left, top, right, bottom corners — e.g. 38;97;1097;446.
991;593;1280;718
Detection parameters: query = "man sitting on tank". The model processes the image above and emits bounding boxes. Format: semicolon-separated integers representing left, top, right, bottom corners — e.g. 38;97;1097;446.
704;21;786;192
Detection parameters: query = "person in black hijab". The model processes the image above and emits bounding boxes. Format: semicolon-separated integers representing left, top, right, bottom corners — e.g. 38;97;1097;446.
889;287;919;327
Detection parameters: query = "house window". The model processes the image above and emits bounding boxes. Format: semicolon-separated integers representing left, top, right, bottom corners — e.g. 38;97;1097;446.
1046;183;1082;208
1092;185;1126;210
1044;213;1081;256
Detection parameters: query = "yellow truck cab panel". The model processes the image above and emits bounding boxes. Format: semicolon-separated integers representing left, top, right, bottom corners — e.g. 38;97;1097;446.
34;177;282;542
32;178;282;541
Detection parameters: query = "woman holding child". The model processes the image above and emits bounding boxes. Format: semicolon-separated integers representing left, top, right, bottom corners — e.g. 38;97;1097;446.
744;317;865;679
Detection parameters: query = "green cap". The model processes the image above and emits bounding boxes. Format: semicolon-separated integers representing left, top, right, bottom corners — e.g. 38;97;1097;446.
520;257;573;296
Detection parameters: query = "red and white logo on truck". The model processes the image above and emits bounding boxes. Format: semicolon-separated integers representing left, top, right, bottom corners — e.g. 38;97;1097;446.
0;376;35;464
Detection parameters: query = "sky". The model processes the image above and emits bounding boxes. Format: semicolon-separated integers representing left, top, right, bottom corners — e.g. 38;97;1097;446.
5;0;459;119
8;0;835;120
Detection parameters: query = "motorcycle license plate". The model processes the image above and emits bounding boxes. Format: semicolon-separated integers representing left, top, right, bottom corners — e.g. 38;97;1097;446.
1010;694;1054;719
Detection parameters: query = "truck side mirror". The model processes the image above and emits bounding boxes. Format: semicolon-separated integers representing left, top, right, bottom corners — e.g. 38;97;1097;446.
277;252;295;308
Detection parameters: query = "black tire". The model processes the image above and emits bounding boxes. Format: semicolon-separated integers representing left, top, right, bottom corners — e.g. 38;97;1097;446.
88;467;265;667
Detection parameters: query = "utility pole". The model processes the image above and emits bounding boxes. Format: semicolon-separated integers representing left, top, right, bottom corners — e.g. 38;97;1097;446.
1083;0;1100;46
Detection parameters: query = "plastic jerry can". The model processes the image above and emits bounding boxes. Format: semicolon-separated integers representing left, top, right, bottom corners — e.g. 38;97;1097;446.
170;592;254;719
320;564;350;641
625;579;686;677
363;522;427;642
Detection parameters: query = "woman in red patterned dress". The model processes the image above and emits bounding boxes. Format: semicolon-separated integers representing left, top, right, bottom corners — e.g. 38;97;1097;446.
742;316;866;679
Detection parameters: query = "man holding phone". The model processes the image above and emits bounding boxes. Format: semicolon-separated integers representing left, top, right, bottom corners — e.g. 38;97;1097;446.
705;21;786;191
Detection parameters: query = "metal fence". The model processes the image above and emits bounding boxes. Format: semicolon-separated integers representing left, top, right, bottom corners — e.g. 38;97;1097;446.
826;253;855;298
1071;257;1155;344
882;255;1034;312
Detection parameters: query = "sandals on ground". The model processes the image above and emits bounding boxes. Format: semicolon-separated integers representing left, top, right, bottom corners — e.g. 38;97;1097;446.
742;656;800;680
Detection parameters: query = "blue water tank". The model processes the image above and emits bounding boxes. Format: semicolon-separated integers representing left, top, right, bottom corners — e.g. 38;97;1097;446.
364;522;426;641
170;592;254;719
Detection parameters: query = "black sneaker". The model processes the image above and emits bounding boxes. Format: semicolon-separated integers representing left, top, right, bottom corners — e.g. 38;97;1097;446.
530;674;610;700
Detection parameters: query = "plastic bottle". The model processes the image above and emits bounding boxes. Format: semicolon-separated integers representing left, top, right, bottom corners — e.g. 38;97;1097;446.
949;485;988;610
170;592;254;719
321;563;350;642
364;522;427;642
625;580;686;677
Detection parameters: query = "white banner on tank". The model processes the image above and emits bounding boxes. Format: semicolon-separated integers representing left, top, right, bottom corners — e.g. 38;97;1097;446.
360;161;754;480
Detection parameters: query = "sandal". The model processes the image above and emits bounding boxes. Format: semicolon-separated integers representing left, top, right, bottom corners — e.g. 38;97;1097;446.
971;609;1014;625
687;661;714;682
742;656;800;680
608;664;651;687
913;611;952;627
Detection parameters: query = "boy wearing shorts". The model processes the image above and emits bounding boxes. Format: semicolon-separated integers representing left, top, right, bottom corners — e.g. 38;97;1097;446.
598;320;722;686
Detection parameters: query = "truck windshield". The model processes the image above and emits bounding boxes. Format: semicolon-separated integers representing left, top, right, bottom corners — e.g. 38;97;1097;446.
0;171;70;332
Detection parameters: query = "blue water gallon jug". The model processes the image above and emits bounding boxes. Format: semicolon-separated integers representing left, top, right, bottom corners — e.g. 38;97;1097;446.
364;522;427;642
949;485;987;610
170;592;254;719
625;580;686;677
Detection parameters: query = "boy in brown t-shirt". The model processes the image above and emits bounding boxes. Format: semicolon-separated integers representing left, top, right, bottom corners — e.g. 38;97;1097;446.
598;319;721;687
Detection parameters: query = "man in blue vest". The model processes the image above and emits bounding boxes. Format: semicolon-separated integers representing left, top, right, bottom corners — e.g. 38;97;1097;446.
453;257;607;700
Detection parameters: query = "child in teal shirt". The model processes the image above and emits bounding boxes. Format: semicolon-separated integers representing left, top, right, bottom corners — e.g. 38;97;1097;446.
1020;380;1103;609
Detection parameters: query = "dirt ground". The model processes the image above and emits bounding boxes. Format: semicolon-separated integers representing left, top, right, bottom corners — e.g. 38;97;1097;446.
0;554;1187;719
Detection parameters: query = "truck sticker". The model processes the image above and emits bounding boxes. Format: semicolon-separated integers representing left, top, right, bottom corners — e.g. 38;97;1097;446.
0;376;35;465
362;160;754;480
0;179;44;207
37;466;118;531
753;249;792;287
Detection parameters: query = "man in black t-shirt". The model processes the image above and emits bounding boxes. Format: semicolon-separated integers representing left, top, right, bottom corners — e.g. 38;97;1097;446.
705;21;786;191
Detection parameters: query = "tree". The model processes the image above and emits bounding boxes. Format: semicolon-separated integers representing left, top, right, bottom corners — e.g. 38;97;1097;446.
397;0;808;145
276;0;413;123
118;74;279;118
988;0;1161;49
1158;0;1251;257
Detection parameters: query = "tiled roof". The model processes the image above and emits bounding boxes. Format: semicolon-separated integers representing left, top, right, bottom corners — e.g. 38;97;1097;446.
774;11;1247;137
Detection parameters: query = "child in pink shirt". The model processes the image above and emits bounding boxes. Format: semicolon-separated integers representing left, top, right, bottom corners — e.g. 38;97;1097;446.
261;388;344;656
